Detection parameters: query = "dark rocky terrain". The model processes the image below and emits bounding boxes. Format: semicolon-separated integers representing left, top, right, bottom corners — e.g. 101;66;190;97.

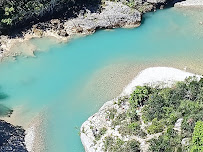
0;120;28;152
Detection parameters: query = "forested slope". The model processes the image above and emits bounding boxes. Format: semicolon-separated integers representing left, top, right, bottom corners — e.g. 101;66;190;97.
0;0;100;34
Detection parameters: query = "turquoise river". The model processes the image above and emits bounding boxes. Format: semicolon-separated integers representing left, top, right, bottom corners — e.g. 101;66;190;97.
0;7;203;152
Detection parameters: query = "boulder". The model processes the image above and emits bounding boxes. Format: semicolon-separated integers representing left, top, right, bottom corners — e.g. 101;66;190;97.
181;138;190;147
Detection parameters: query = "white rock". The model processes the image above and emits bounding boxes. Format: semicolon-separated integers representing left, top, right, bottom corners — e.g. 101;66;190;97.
175;0;203;7
25;126;35;152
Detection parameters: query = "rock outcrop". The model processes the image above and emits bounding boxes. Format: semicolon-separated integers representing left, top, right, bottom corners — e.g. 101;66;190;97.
64;1;141;34
0;120;28;152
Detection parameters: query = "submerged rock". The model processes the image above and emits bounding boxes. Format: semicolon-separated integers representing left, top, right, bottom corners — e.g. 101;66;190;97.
0;104;13;117
0;120;28;152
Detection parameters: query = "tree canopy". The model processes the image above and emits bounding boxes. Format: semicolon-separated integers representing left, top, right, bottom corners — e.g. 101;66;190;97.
129;76;203;151
0;0;101;34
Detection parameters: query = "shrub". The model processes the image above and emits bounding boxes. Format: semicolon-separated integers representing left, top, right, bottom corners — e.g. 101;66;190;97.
149;127;181;152
112;113;127;127
118;122;141;136
147;118;164;134
103;137;140;152
191;121;203;152
178;100;203;117
103;136;114;152
125;140;140;152
129;86;151;108
127;108;139;123
181;111;203;138
95;127;107;141
106;108;117;120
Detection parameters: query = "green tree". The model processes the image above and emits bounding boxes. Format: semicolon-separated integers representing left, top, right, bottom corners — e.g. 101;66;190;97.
147;118;164;134
149;126;181;152
191;121;203;152
129;86;151;108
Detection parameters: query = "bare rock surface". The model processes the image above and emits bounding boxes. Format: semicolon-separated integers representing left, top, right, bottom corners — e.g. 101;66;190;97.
175;0;203;7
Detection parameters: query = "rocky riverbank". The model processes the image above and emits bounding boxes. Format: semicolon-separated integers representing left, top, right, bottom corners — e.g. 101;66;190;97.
0;0;177;61
0;1;140;60
80;67;200;152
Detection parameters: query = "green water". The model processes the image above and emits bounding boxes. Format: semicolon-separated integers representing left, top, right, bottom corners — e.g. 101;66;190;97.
0;8;203;152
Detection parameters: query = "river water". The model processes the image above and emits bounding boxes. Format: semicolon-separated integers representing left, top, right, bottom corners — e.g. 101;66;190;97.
0;7;202;152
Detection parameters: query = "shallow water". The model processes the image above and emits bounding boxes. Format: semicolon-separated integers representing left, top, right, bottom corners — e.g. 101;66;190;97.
0;8;203;152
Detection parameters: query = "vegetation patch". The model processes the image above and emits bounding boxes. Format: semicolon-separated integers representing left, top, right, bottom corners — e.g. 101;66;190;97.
100;76;203;151
191;121;203;151
103;136;140;152
146;118;165;134
0;0;101;34
95;127;107;141
106;108;117;120
149;126;181;152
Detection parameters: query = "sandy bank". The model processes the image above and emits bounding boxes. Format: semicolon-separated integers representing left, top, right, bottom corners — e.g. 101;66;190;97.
122;67;199;95
80;67;201;152
25;126;35;152
175;0;203;7
24;111;47;152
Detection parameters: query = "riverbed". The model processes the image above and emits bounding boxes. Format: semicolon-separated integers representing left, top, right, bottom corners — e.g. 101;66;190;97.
0;7;202;152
